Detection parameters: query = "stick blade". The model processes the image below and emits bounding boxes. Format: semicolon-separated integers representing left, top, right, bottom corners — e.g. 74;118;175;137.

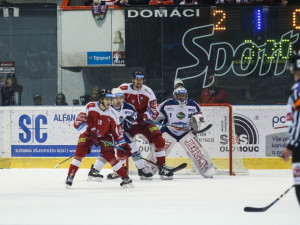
194;124;212;133
171;163;187;173
54;164;60;169
244;206;267;212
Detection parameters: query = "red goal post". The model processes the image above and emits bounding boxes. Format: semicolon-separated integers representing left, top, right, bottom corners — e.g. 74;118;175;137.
199;103;236;175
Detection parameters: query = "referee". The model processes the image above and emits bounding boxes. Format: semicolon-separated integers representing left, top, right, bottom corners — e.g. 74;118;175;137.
282;50;300;206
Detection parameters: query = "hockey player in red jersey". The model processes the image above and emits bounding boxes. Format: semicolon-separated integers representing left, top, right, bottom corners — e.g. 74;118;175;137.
88;87;153;180
65;89;133;188
119;71;172;179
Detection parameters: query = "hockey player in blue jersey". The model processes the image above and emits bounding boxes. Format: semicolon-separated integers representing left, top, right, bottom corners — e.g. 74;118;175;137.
145;86;217;178
88;88;153;181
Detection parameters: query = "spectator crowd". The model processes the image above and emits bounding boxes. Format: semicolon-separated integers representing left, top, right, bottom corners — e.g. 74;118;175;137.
84;0;297;6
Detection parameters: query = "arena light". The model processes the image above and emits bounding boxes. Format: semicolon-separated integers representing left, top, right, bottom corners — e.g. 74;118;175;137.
13;7;19;17
2;8;9;17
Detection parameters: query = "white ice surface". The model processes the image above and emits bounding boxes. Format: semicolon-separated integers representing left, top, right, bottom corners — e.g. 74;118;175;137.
0;169;299;225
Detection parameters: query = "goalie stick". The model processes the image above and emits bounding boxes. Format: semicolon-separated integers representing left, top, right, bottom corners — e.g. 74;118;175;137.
54;155;74;168
145;121;212;134
244;185;295;212
101;140;187;173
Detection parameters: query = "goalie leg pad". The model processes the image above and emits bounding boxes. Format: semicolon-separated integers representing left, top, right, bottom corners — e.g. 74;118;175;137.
162;132;178;156
179;132;217;178
143;143;158;175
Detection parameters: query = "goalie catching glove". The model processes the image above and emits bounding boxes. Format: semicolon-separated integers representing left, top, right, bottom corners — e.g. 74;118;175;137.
190;113;204;131
116;143;132;160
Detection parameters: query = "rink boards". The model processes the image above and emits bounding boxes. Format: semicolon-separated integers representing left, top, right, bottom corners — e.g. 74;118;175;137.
0;105;292;169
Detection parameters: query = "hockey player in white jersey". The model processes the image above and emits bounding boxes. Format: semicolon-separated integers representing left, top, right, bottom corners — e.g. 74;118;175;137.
147;86;217;178
88;88;153;180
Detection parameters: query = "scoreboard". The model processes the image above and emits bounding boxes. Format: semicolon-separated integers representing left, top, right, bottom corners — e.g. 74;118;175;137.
125;6;300;103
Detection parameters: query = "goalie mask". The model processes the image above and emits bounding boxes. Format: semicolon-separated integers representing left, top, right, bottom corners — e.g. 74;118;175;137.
173;87;188;106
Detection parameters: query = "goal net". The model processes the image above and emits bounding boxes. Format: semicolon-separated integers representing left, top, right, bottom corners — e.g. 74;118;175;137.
128;103;248;176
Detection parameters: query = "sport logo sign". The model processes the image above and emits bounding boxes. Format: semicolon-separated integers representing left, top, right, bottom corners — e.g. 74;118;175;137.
175;24;299;88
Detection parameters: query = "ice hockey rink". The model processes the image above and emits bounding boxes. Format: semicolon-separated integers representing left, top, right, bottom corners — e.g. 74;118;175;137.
0;169;299;225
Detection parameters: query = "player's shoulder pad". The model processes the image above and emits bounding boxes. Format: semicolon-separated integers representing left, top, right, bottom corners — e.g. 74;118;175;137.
186;99;198;106
119;83;130;90
162;98;175;106
108;106;119;120
123;101;136;111
142;84;155;96
86;102;98;109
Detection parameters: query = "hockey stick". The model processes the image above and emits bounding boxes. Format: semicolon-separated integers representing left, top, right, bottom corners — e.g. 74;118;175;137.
54;155;74;168
244;185;295;212
101;140;187;173
145;121;212;134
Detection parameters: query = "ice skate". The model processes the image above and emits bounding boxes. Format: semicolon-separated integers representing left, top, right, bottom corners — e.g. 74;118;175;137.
202;165;217;178
65;175;74;188
120;177;133;188
107;171;119;180
107;166;127;180
158;168;173;180
88;164;104;182
138;168;153;180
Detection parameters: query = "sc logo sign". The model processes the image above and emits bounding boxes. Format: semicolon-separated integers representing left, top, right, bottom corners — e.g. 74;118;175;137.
19;114;47;143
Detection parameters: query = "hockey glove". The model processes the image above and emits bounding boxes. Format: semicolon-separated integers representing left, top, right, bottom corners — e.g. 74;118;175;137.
116;143;132;160
137;113;149;125
88;129;98;143
86;128;98;150
116;149;126;160
120;143;132;156
120;116;134;130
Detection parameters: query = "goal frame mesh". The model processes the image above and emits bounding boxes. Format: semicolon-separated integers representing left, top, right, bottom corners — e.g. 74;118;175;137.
127;103;248;176
200;103;234;175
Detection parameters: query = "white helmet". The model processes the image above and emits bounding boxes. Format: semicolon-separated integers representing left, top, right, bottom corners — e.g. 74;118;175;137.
173;86;188;106
111;88;124;98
